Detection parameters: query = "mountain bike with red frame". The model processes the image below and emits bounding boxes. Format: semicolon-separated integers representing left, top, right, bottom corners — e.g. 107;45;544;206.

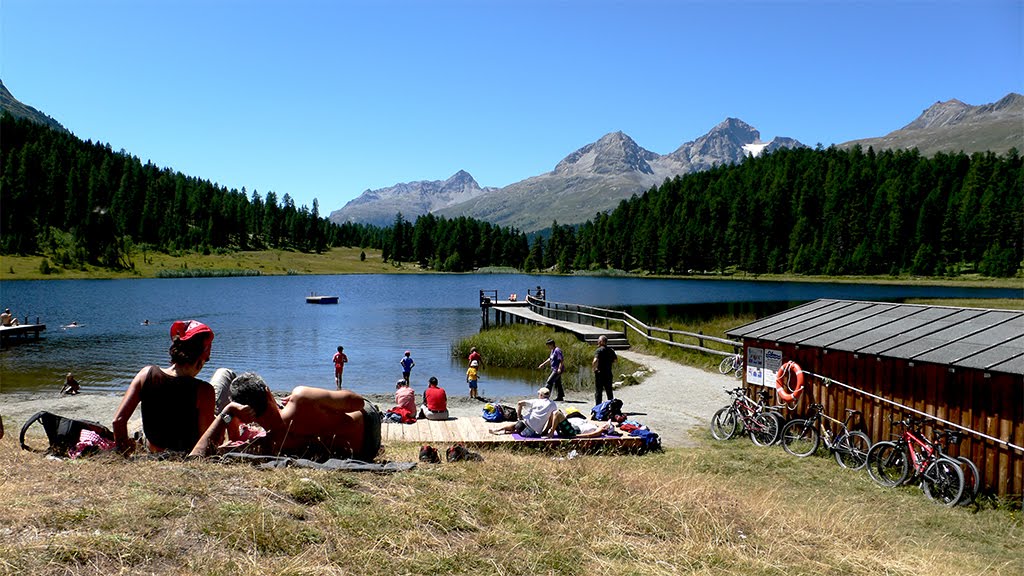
866;416;965;506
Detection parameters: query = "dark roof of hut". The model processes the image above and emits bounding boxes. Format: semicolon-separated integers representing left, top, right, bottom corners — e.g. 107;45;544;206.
725;299;1024;376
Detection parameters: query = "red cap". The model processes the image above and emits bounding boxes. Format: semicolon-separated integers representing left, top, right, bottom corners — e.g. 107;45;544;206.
170;320;214;342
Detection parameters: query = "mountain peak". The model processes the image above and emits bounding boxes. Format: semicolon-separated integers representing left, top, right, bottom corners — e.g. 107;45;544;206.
903;98;971;130
554;130;657;176
444;169;478;187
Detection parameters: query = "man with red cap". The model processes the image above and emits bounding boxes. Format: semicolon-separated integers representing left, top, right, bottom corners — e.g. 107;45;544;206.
112;320;217;454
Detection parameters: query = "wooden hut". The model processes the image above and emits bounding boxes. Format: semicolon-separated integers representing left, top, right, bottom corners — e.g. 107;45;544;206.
726;299;1023;498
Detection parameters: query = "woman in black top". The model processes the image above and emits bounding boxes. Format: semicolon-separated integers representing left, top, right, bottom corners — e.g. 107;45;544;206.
112;320;216;454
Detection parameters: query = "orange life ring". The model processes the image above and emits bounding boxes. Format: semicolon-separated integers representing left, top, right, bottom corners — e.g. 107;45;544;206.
775;361;805;403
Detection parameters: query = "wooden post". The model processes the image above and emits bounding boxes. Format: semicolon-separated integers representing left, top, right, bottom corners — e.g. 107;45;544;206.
668;326;673;343
698;330;704;349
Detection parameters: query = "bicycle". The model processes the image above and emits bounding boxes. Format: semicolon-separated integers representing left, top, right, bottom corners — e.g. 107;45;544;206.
779;403;871;470
933;429;980;506
710;387;782;446
718;353;743;379
865;416;965;506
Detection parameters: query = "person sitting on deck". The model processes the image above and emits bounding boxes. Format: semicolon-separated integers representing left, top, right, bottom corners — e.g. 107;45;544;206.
394;379;417;414
1;308;19;326
112;320;216;455
489;387;557;437
418;376;449;421
188;372;382;462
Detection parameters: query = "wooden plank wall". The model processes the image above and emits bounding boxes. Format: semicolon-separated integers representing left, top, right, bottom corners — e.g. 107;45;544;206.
743;340;1023;499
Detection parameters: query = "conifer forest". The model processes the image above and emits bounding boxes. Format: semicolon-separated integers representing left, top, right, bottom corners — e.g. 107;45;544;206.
2;113;1021;277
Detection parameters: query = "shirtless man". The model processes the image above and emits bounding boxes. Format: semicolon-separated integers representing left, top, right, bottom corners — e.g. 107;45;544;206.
1;308;18;327
189;372;381;462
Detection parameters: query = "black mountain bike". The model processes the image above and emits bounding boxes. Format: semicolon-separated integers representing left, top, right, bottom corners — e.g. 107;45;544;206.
780;403;871;470
710;387;783;446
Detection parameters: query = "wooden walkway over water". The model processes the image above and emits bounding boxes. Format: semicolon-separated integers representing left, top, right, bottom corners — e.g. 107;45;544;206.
480;289;630;349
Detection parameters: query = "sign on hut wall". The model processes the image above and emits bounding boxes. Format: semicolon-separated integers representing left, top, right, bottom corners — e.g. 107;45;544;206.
746;347;764;386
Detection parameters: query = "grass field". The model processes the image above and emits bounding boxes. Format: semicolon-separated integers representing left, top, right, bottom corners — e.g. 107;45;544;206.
1;428;1019;576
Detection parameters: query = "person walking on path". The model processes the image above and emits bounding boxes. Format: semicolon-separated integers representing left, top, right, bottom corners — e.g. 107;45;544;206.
332;345;348;389
538;338;565;401
400;350;415;384
592;335;617;405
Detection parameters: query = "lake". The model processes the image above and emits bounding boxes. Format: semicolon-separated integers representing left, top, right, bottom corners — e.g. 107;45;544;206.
1;274;1020;398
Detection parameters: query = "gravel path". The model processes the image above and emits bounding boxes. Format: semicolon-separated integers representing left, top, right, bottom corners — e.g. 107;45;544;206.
0;352;737;448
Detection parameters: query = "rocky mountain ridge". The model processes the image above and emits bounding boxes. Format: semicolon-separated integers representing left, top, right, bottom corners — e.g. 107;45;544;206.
839;93;1022;155
329;170;496;227
334;118;802;231
0;80;68;133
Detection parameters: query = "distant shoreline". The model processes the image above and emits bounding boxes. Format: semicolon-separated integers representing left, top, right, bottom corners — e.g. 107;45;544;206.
2;247;1020;289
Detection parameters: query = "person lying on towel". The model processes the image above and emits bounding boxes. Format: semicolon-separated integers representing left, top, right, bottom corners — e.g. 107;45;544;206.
188;371;381;462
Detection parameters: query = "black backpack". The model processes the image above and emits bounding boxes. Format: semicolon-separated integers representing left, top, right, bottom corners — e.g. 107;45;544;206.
19;410;115;455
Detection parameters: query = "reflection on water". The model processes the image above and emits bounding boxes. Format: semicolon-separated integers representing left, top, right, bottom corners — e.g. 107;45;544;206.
1;274;1019;398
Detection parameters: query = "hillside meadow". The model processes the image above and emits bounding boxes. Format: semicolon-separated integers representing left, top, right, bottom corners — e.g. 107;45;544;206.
0;428;1019;576
2;246;1022;288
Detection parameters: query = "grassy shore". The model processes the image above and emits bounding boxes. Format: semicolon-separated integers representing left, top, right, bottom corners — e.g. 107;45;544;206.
3;247;1022;286
0;247;414;280
1;429;1019;575
452;325;643;392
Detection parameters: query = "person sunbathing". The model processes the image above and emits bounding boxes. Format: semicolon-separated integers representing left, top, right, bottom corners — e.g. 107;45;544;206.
188;372;381;462
550;410;614;438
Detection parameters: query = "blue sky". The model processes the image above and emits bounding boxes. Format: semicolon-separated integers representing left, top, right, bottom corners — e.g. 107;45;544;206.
2;0;1021;213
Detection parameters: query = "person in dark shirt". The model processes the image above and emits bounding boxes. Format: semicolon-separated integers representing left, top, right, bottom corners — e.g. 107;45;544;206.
112;320;216;454
592;335;618;405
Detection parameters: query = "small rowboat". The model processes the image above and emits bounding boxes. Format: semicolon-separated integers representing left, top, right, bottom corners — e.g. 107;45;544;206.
306;294;339;304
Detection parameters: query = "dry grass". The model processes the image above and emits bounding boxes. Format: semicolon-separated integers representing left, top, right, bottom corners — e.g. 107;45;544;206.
1;429;1019;576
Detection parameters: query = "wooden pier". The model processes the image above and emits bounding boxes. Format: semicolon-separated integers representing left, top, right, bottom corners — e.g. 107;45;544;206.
382;415;642;450
0;324;46;347
480;288;630;349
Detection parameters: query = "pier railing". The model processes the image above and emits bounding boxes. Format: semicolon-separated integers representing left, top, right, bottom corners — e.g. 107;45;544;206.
525;295;741;357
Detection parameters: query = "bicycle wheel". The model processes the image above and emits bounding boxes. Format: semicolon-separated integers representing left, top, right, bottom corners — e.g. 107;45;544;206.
749;413;780;447
718;356;733;375
866;441;909;487
922;457;965;507
781;419;819;457
956;456;981;505
710;407;739;440
833;431;871;470
732;360;744;379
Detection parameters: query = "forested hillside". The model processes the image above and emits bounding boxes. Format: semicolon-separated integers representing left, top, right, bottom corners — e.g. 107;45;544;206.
3;112;1020;278
0;113;530;273
518;145;1022;277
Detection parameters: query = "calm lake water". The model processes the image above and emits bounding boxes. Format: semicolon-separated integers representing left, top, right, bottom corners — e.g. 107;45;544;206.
1;274;1020;398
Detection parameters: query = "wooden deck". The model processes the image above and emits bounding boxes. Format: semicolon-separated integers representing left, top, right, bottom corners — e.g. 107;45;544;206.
382;416;642;451
0;324;46;347
490;304;628;346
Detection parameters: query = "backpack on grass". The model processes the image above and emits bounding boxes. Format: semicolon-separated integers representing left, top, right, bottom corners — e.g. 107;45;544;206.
19;410;115;456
